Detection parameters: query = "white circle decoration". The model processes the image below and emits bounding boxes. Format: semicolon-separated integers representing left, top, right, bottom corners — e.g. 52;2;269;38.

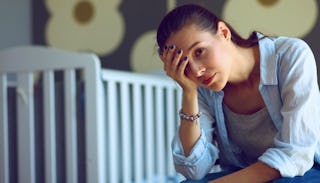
222;0;318;38
130;31;163;74
45;0;124;56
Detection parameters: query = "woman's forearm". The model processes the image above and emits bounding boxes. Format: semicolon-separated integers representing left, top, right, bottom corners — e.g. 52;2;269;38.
179;89;201;156
210;161;281;183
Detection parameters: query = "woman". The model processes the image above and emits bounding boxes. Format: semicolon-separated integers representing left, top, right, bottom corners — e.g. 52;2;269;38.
156;4;320;183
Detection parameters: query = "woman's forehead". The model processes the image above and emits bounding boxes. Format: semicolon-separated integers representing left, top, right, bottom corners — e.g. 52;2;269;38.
166;25;217;48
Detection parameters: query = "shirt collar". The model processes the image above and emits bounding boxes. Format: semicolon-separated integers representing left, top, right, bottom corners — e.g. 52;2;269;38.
257;33;278;85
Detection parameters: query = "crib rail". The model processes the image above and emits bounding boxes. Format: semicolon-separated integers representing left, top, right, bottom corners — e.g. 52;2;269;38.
0;46;183;183
101;70;182;183
0;46;106;183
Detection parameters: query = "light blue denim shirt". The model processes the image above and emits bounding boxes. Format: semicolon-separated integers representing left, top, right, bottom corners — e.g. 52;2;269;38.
172;34;320;180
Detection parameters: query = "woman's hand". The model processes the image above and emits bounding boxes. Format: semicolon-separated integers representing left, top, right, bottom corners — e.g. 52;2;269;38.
160;44;197;91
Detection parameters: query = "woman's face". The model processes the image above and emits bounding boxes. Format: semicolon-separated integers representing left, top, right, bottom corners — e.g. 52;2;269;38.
165;23;232;91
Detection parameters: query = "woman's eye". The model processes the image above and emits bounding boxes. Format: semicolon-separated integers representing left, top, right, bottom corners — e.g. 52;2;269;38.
194;48;204;57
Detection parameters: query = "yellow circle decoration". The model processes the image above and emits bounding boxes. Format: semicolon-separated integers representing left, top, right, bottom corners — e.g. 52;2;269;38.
130;31;163;74
45;0;124;56
73;1;94;24
222;0;318;38
258;0;279;7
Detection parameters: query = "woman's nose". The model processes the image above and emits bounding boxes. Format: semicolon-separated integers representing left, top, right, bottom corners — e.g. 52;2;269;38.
189;62;205;77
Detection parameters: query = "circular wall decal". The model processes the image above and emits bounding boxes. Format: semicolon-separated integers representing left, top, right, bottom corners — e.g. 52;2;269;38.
258;0;279;7
73;1;94;24
222;0;318;38
45;0;125;55
130;31;163;74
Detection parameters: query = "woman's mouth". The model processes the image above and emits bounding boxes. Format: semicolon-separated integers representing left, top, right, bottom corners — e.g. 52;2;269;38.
202;74;215;85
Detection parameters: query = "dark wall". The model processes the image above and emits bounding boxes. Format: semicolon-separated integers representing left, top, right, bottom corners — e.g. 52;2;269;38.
33;0;320;75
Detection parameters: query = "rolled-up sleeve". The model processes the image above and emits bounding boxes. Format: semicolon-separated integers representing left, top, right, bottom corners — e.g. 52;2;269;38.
172;128;219;180
259;39;320;177
171;88;219;180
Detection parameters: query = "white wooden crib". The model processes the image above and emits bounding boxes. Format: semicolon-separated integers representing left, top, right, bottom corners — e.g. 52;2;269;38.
0;46;183;183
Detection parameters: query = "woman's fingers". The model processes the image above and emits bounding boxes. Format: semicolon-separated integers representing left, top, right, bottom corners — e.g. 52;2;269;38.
177;56;188;78
160;45;196;90
173;49;182;67
162;44;184;76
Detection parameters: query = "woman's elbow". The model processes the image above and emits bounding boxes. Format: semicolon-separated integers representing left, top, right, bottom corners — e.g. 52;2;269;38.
175;164;210;180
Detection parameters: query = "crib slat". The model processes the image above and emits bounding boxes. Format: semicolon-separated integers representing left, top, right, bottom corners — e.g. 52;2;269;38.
106;80;119;183
0;74;9;183
166;87;176;177
120;82;132;183
144;85;155;183
133;84;143;182
43;71;57;183
155;86;166;183
17;73;36;183
85;64;107;183
64;70;78;183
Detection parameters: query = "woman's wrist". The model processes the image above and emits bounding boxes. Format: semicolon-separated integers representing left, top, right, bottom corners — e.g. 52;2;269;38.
179;109;201;125
182;84;197;95
181;89;198;114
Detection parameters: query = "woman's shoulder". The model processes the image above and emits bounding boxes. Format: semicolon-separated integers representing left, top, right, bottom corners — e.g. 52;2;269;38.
271;36;317;76
257;32;313;60
259;35;314;65
257;32;310;52
261;35;312;58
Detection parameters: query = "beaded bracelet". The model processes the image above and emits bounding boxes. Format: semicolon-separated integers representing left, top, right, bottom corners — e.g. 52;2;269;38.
179;110;201;123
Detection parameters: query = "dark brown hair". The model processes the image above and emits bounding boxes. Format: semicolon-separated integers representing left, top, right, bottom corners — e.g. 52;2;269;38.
156;4;260;55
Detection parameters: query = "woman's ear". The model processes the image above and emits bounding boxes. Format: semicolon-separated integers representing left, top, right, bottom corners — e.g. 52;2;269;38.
217;21;231;41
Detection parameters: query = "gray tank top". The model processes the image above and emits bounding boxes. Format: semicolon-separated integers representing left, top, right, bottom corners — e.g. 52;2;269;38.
223;104;278;164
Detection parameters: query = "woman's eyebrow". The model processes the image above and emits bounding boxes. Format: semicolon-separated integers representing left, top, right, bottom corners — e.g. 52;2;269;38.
187;41;201;52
